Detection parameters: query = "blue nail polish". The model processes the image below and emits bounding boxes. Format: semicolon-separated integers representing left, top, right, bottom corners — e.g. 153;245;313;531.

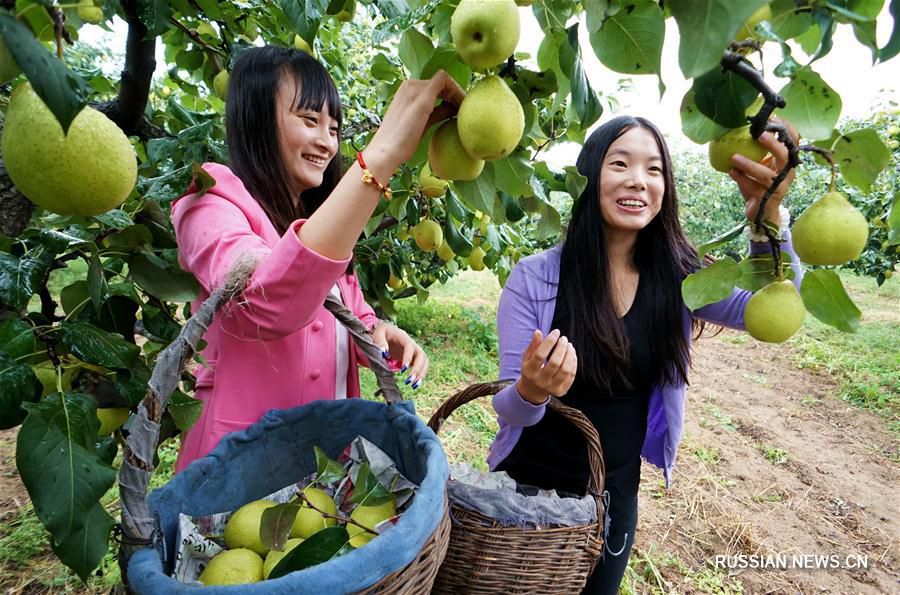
412;383;419;390
400;365;408;373
382;351;388;358
404;377;411;385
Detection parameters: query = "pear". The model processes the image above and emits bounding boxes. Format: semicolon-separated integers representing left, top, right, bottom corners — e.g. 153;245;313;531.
0;39;21;85
458;75;524;161
428;120;485;181
413;219;443;252
336;0;356;22
213;70;229;100
347;497;397;548
469;246;486;271
224;500;277;556
293;35;314;56
291;486;337;538
735;3;773;40
744;280;805;343
199;548;264;585
419;164;449;198
792;191;868;266
708;125;768;173
262;537;304;579
451;0;520;69
437;240;456;262
96;407;130;436
387;273;403;290
2;83;137;217
77;0;103;24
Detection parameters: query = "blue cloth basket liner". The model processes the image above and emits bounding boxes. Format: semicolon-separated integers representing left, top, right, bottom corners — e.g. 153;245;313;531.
127;398;448;594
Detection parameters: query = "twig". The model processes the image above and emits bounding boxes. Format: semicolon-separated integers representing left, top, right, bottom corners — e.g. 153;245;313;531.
297;492;378;536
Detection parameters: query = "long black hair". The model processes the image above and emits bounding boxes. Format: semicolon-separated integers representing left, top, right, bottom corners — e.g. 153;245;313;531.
226;45;343;235
558;116;702;392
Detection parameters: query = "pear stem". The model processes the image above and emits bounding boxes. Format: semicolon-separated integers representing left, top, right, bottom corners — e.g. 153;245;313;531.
297;493;378;536
798;144;837;192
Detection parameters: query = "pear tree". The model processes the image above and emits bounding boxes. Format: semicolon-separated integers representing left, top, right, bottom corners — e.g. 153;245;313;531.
0;0;898;585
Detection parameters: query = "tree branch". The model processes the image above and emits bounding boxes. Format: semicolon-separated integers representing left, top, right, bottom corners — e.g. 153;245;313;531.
105;0;157;136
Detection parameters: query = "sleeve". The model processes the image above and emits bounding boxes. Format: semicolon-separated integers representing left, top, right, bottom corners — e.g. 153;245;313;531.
346;275;381;368
694;228;804;329
491;264;549;428
173;191;350;342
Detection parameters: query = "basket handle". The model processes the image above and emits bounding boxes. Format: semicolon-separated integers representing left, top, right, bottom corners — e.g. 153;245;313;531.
427;381;606;498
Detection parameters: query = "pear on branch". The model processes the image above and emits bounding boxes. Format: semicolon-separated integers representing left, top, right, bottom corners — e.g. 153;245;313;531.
744;280;805;343
458;75;525;161
708;125;768;173
792;191;869;266
451;0;520;69
428;120;484;181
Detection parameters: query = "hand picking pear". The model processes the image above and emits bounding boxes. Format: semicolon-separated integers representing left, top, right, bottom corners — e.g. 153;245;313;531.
457;75;524;160
2;83;137;217
744;280;805;343
451;0;520;69
792;191;868;266
708;126;768;173
428;120;485;181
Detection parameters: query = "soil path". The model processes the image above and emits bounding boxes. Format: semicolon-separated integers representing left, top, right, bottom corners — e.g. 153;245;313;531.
632;330;899;594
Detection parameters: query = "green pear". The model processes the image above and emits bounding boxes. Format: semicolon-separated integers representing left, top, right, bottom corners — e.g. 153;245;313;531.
0;39;21;85
437;240;456;261
2;83;137;217
708;125;768;173
291;486;337;538
419;164;449;198
195;21;217;38
224;500;277;556
336;0;356;22
792;191;869;266
293;34;314;56
451;0;520;69
96;407;130;436
458;75;524;160
397;225;410;241
735;3;773;40
428;120;485;181
199;548;264;585
469;246;486;271
213;70;229;101
77;0;104;24
262;537;304;579
347;497;397;548
744;280;805;343
413;219;443;252
387;273;403;290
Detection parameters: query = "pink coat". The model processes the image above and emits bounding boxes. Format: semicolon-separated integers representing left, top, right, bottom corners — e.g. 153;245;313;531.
172;163;379;473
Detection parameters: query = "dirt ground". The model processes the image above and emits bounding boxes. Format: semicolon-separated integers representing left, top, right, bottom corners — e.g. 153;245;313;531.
1;330;897;594
631;330;899;594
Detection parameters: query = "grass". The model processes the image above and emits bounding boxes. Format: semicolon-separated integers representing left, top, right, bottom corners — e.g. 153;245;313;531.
759;444;789;465
791;272;900;437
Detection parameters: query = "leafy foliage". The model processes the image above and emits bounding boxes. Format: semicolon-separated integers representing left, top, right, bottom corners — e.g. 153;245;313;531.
0;0;897;581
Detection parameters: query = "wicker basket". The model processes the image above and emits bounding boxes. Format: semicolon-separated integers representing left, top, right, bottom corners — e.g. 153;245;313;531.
116;265;451;594
427;381;606;594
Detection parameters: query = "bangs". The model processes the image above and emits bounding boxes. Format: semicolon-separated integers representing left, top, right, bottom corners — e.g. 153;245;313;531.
285;61;342;126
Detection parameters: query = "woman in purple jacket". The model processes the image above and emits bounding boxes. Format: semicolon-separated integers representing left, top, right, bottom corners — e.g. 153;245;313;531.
488;115;801;593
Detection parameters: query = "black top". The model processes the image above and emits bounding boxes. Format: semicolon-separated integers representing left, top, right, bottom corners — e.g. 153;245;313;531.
496;273;657;496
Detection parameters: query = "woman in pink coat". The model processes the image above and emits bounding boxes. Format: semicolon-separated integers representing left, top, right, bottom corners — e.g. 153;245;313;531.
173;46;465;472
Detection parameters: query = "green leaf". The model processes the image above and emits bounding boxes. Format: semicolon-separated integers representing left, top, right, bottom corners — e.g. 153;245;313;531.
88;250;109;314
454;166;497;216
697;221;747;259
16;393;117;545
562;25;602;128
444;216;473;257
260;502;301;554
59;321;140;370
278;0;329;44
190;162;217;198
681;258;742;311
60;281;91;317
736;254;795;293
0;252;49;311
420;46;471;88
349;462;391;505
37;227;93;253
887;191;900;245
115;365;151;407
537;202;561;241
370;53;399;81
398;29;434;78
500;192;526;223
680;88;728;144
692;67;758;129
51;503;115;582
0;12;91;134
268;526;349;579
137;164;195;202
492;153;534;198
778;68;842;141
878;0;900;61
832;128;891;193
314;445;347;485
0;351;41;429
105;224;153;249
94;209;135;230
128;254;200;302
668;0;769;78
589;0;664;79
0;318;36;360
167;390;202;431
800;269;861;332
136;0;172;36
564;166;588;202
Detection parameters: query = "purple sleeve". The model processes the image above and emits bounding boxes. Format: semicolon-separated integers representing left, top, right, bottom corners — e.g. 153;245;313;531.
695;229;804;329
492;264;549;427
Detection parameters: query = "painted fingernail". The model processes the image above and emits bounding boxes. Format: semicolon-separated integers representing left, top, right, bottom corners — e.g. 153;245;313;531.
409;375;418;384
405;377;411;385
382;351;389;358
400;365;408;373
412;383;419;390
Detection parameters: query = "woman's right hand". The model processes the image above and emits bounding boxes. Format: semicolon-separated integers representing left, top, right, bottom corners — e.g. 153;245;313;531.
362;70;465;181
516;329;578;404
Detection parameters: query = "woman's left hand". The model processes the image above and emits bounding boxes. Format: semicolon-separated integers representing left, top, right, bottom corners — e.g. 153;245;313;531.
372;323;429;389
728;117;800;226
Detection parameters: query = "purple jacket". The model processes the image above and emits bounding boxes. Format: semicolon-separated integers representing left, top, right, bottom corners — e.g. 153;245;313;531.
487;233;802;487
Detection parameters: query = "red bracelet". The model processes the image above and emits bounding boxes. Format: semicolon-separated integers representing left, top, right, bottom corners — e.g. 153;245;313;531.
356;152;392;200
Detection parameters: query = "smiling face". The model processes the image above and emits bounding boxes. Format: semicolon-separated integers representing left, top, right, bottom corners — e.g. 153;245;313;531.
275;76;340;196
598;126;665;235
